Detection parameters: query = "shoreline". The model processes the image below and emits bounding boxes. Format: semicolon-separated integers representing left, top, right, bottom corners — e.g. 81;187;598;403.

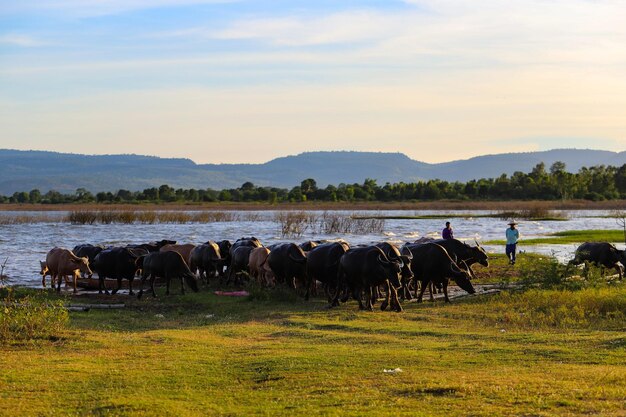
1;199;625;212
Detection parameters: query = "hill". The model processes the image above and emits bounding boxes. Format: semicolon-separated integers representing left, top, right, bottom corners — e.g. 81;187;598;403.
0;148;624;194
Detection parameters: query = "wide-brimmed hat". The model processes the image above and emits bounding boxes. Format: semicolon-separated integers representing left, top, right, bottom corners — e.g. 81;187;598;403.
508;220;518;225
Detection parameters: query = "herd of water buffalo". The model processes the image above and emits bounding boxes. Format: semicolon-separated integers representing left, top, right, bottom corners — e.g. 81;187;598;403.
39;237;488;311
40;237;624;311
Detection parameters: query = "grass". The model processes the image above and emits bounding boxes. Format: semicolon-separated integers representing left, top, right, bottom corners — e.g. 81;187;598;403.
1;265;625;416
485;229;626;245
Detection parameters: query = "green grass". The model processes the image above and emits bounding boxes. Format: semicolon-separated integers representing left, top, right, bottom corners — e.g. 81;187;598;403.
1;275;625;416
485;229;626;245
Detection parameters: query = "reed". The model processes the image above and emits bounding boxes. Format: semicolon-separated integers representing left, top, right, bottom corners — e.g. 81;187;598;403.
275;211;316;237
496;206;568;221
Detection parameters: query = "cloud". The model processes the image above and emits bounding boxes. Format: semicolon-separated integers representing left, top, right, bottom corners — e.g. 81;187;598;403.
0;34;47;47
1;0;239;17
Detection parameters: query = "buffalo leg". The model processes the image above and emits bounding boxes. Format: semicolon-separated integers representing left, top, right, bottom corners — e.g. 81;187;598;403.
72;271;78;293
443;280;450;303
165;273;171;295
137;273;149;299
417;279;428;303
112;277;122;295
381;282;390;311
99;274;110;295
180;274;185;295
390;285;402;312
354;288;366;310
128;277;134;295
365;287;374;311
150;274;157;297
56;274;62;292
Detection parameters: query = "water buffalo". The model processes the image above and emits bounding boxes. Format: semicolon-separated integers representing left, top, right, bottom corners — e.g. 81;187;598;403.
334;246;402;312
226;237;262;278
568;242;626;279
126;239;176;253
248;246;274;286
305;241;350;304
217;240;232;276
136;251;199;299
92;247;141;295
299;241;319;252
189;241;222;283
404;243;475;303
432;239;489;279
227;246;255;285
44;247;92;293
72;244;104;277
267;243;308;294
160;243;196;265
375;242;414;300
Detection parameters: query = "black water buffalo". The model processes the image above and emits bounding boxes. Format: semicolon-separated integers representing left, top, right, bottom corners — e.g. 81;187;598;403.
189;241;222;283
568;242;626;279
404;242;475;303
433;239;489;279
227;246;255;285
305;241;350;303
267;243;308;293
226;237;262;277
216;240;232;275
136;251;199;299
334;246;402;312
375;242;414;300
92;247;140;295
72;244;104;277
127;239;176;253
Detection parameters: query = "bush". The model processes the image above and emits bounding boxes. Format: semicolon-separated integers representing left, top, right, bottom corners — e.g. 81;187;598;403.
476;287;626;329
0;290;68;343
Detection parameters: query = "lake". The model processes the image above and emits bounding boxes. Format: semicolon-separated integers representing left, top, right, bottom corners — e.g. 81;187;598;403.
0;209;622;288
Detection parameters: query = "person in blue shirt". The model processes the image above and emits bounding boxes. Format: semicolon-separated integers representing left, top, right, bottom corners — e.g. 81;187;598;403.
442;221;453;239
505;221;520;265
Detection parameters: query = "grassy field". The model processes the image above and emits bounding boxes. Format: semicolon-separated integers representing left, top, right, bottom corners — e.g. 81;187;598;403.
485;229;626;245
1;256;625;417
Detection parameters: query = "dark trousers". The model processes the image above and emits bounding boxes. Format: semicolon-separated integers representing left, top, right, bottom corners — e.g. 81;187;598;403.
505;244;517;263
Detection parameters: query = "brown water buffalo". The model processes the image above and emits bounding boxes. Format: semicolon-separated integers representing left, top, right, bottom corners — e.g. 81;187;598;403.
136;251;199;299
160;243;196;265
44;248;92;293
248;247;274;286
568;242;626;279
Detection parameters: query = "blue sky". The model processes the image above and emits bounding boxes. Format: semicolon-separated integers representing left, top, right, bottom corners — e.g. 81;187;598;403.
1;0;625;163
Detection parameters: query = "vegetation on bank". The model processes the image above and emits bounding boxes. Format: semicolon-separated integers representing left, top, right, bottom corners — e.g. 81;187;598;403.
1;256;625;416
485;229;625;245
3;161;626;205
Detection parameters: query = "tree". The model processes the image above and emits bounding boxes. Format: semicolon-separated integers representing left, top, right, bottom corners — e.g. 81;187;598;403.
29;189;41;204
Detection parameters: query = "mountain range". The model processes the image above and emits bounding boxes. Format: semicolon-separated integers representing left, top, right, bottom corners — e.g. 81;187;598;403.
1;148;625;194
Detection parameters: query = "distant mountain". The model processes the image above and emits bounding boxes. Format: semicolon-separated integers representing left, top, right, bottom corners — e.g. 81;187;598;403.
0;148;625;194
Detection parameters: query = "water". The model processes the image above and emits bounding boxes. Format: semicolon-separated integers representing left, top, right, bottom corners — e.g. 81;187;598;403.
0;210;622;288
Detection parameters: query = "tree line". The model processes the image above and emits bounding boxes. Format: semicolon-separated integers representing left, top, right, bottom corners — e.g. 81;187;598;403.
3;161;626;204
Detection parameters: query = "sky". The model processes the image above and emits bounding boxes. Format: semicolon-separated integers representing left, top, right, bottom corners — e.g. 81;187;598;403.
1;0;625;164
